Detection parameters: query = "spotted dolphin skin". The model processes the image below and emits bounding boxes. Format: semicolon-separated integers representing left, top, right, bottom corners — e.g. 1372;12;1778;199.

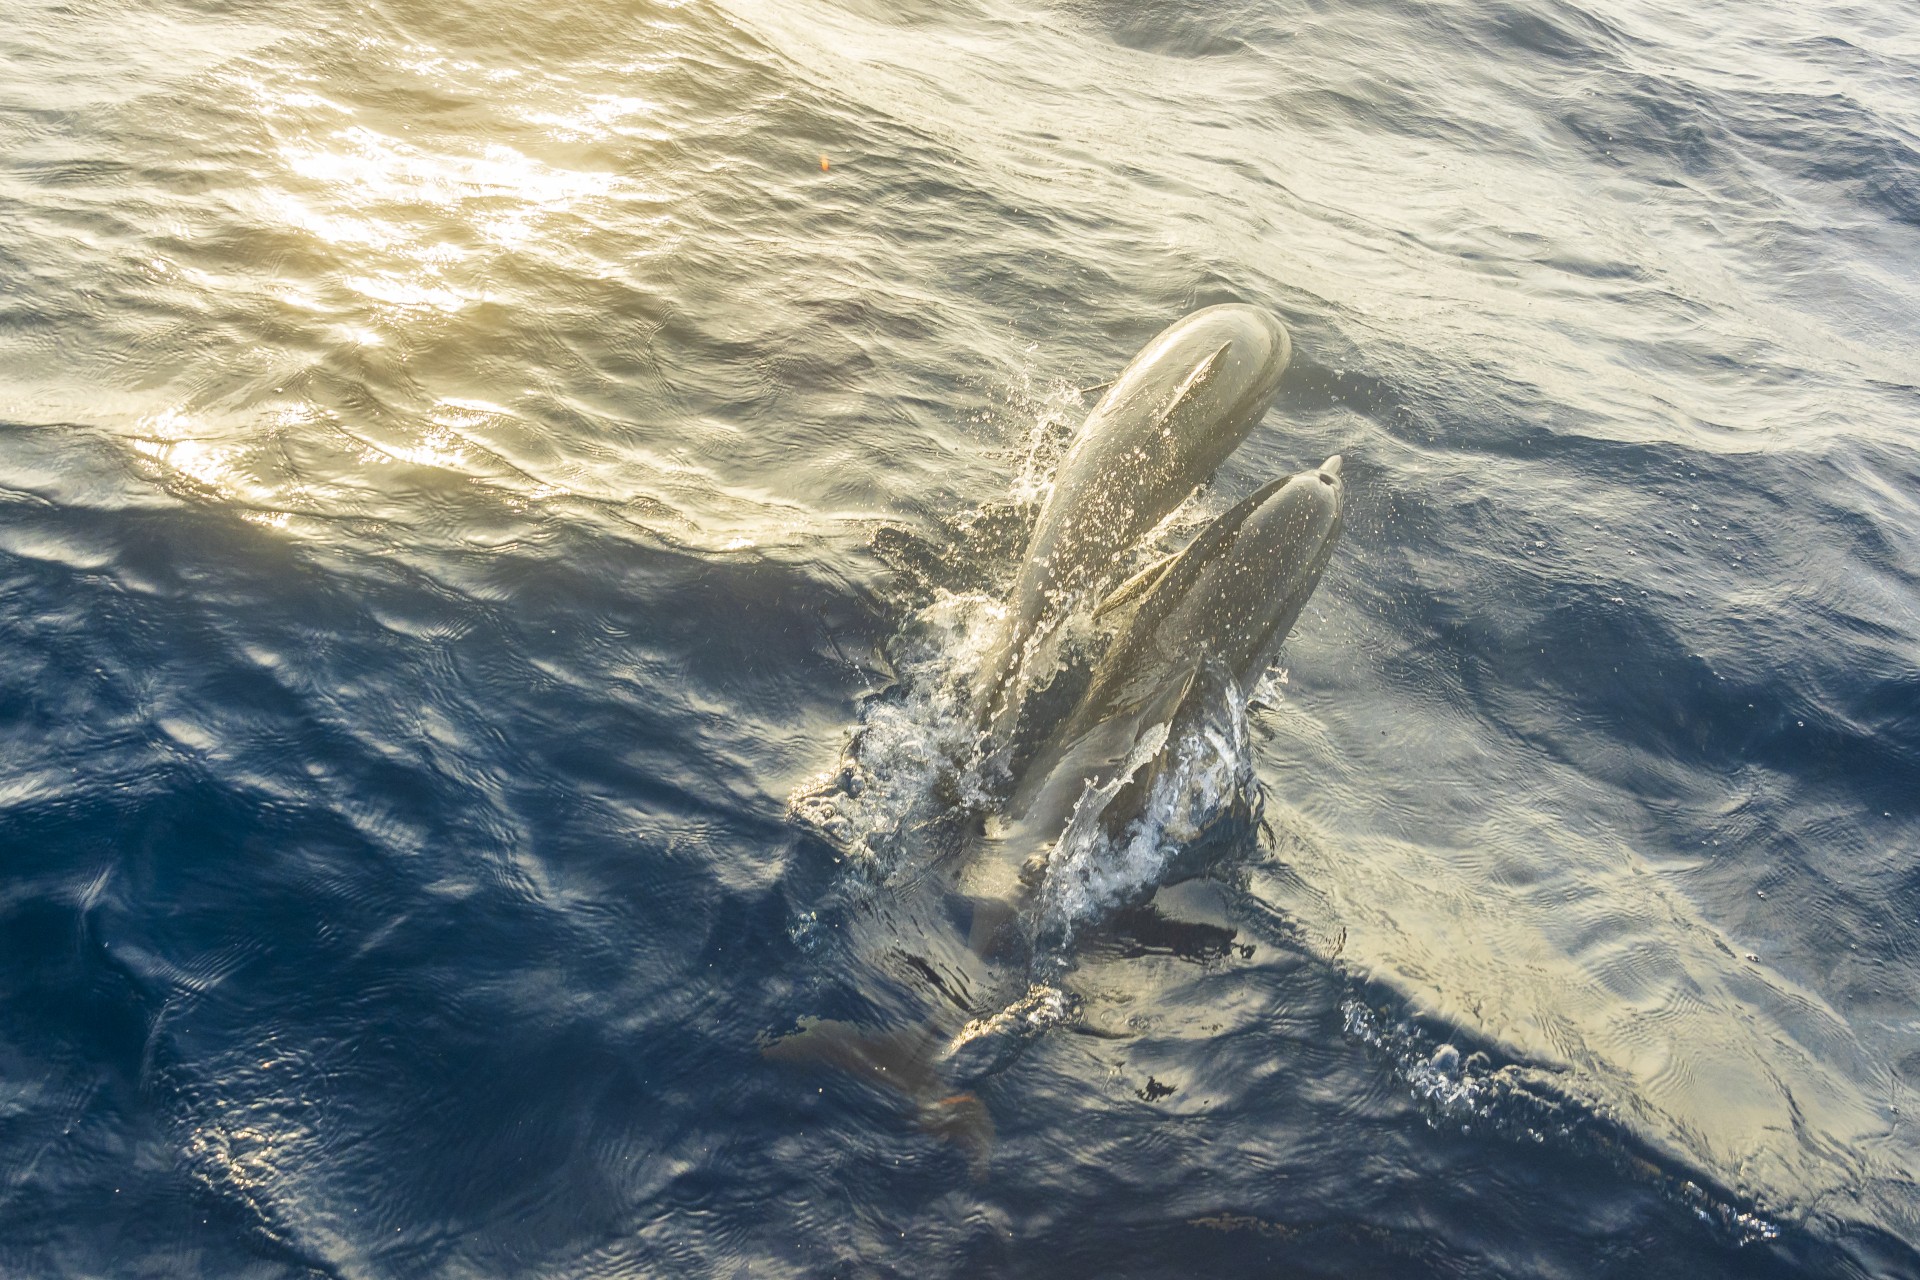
1008;454;1346;839
1080;454;1344;738
978;304;1293;742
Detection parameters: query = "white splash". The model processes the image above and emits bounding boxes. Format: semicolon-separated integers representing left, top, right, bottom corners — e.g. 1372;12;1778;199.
1036;677;1255;944
1337;998;1783;1246
788;590;1002;867
788;373;1114;871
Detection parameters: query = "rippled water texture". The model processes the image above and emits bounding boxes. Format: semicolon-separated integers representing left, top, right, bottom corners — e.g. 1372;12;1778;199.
2;0;1917;1275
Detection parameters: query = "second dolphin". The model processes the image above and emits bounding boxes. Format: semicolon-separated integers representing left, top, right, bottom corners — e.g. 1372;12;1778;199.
1005;454;1347;847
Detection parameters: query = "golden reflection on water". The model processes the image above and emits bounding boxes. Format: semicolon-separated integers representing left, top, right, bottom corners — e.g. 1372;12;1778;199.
111;32;826;556
131;408;242;494
276;125;616;252
134;39;652;518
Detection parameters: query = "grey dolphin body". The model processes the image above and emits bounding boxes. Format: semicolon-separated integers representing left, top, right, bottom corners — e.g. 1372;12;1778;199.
771;335;1328;1178
979;305;1292;739
1008;455;1346;836
776;456;1347;1160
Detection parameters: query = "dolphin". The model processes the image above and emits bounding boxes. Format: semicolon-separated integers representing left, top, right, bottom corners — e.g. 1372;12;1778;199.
978;304;1293;744
1007;454;1346;841
773;457;1346;1174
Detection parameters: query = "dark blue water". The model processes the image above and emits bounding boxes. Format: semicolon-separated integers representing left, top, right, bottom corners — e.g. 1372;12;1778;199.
3;0;1918;1274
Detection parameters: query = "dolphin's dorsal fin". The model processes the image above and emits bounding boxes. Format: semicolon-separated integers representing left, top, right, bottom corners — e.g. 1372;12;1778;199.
1093;550;1180;621
1093;475;1289;626
1154;340;1232;425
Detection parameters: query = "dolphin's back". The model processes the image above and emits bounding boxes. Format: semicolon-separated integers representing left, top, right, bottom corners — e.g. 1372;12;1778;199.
979;305;1292;735
1010;459;1344;821
1082;465;1341;729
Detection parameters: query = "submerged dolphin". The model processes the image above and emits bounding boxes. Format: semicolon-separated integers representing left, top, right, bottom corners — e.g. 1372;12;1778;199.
774;457;1346;1174
1008;454;1346;844
978;304;1292;741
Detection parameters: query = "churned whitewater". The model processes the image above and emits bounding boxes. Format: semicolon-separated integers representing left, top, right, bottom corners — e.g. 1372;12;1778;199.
2;0;1918;1275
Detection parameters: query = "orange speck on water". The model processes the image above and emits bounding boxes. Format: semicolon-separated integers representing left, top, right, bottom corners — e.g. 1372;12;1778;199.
820;154;830;171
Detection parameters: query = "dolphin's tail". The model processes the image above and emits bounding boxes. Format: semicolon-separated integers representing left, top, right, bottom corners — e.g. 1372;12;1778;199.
762;1018;995;1180
914;1091;994;1182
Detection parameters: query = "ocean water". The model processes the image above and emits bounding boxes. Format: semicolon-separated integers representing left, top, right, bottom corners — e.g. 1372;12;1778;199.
2;0;1917;1274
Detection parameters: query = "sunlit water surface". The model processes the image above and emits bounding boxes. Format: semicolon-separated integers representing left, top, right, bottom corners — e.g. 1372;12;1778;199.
2;0;1918;1275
